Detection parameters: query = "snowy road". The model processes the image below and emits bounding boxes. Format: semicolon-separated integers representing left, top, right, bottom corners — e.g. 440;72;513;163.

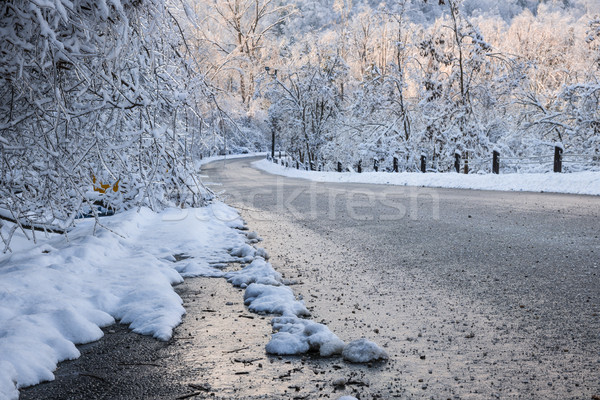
22;156;600;399
204;157;600;398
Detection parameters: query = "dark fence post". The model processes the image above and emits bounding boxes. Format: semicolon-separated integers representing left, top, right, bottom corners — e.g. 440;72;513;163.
554;146;563;173
454;152;461;173
393;157;399;173
420;155;426;173
373;159;379;172
310;161;315;171
357;160;362;173
492;150;500;174
337;161;342;172
296;161;299;169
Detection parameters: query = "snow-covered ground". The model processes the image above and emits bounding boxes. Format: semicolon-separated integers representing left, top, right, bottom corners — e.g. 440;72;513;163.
254;159;600;196
0;196;386;399
0;203;249;399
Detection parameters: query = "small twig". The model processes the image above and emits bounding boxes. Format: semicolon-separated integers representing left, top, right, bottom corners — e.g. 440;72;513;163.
347;380;369;387
79;373;109;383
233;357;262;364
188;383;211;392
118;362;161;367
177;392;204;400
223;346;250;354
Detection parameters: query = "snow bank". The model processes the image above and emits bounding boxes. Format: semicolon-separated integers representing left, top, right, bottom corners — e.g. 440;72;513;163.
197;152;268;168
0;189;388;399
342;338;389;363
0;202;246;399
267;316;346;357
254;159;600;196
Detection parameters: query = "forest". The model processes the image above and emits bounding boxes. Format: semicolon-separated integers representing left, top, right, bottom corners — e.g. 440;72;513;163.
1;0;599;246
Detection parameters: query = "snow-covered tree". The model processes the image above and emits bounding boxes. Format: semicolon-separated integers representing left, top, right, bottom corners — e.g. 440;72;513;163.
0;0;214;250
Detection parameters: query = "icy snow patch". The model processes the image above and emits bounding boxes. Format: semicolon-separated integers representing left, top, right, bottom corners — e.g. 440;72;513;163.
229;244;258;263
224;258;282;288
174;259;225;278
246;231;262;243
0;361;18;400
243;284;309;317
342;338;389;363
204;200;247;229
255;247;269;259
266;316;346;356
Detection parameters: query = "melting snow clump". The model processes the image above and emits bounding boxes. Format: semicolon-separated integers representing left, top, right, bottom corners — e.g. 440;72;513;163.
266;316;346;356
229;244;257;263
243;284;310;317
224;258;282;287
342;338;388;363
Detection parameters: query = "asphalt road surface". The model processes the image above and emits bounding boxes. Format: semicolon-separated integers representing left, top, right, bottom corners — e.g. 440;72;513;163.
22;156;600;399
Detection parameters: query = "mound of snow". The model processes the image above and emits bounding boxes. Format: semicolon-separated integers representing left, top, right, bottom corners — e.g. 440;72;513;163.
243;284;309;317
266;316;346;357
246;231;262;243
229;244;257;263
225;258;282;288
255;247;269;259
342;338;388;363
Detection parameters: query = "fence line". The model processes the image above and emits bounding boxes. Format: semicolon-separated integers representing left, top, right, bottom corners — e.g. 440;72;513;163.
270;146;599;175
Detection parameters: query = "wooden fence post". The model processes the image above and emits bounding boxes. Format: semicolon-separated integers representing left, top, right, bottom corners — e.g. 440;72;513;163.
554;146;563;173
454;152;461;173
337;161;342;172
374;159;379;172
393;157;399;173
357;160;362;173
420;155;426;173
492;150;500;174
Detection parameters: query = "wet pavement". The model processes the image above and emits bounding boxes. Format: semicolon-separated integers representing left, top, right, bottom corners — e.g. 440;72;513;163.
21;156;600;399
